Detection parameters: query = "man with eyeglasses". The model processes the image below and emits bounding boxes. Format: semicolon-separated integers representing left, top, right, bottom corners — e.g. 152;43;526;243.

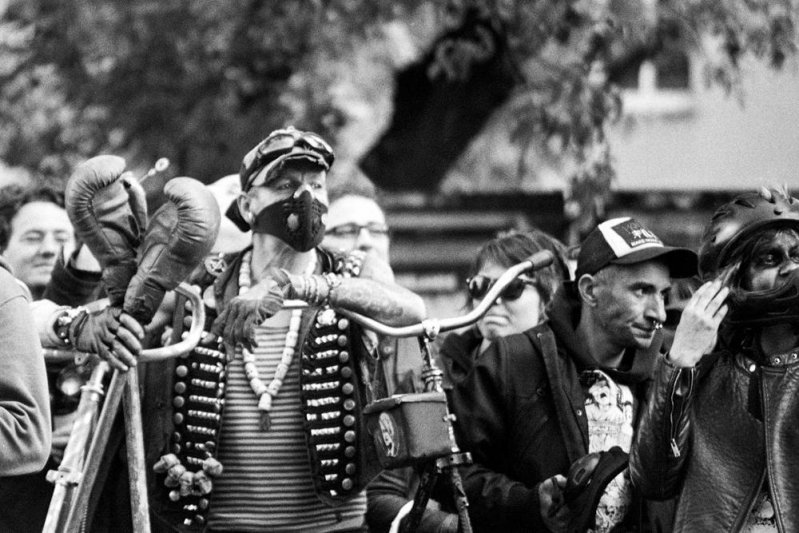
321;174;424;398
146;126;426;532
451;217;696;533
323;179;391;265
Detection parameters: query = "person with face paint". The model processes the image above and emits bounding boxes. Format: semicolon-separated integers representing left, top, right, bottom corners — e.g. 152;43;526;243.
631;186;799;532
449;217;697;533
147;127;426;532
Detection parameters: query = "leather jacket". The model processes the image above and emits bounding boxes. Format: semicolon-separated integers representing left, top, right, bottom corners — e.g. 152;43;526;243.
631;342;799;532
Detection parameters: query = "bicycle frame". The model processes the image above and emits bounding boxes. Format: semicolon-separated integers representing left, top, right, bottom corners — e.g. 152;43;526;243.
41;249;553;533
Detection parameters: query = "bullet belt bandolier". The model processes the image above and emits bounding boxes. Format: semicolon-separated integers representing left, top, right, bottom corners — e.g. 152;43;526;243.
151;249;384;529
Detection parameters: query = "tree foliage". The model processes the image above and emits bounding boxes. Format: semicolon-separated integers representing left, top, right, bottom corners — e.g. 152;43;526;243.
0;0;796;235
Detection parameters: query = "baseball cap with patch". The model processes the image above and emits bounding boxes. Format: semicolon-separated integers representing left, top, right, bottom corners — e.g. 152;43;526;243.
575;217;697;280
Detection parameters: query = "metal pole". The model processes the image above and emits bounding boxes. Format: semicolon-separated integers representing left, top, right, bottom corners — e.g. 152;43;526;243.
63;368;126;532
123;370;151;532
42;361;109;533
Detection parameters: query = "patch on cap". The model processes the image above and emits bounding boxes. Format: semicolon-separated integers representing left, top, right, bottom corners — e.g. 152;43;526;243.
576;217;698;280
597;217;663;258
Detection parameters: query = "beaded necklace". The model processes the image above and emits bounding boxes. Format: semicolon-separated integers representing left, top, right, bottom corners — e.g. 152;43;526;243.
237;249;315;430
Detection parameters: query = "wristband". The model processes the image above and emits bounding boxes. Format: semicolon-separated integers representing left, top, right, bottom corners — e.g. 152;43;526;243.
322;273;342;306
55;307;89;346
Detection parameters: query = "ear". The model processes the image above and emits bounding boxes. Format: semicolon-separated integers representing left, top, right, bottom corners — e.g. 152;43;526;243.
577;273;600;307
237;193;253;224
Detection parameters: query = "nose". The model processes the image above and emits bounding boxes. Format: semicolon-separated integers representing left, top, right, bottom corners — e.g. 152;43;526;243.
38;233;61;257
355;227;375;253
780;258;799;276
645;294;667;325
293;183;314;199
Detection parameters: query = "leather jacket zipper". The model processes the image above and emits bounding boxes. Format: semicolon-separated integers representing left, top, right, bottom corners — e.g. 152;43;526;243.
668;366;694;458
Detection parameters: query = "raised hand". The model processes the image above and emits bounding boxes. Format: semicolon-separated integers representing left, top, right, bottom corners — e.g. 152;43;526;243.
668;279;729;367
69;307;145;371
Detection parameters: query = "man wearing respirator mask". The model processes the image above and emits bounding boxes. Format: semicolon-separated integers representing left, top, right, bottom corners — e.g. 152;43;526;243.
147;127;426;532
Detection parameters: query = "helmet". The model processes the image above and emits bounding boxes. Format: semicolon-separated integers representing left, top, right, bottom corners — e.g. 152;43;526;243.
726;270;799;327
698;187;799;280
698;187;799;327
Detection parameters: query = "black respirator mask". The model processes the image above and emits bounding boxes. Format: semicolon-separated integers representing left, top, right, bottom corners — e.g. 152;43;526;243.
250;186;328;252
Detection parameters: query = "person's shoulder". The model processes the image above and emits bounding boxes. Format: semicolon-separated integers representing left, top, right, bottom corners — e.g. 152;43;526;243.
0;266;30;304
480;326;548;368
510;322;551;357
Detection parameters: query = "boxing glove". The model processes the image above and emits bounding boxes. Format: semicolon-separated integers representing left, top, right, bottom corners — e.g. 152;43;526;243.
65;155;148;306
124;177;220;324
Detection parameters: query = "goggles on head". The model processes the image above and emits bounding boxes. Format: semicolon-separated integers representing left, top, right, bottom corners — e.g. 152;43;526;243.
466;275;536;302
241;127;335;191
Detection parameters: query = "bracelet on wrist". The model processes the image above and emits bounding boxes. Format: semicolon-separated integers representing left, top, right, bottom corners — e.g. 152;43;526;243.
322;273;342;305
55;307;88;346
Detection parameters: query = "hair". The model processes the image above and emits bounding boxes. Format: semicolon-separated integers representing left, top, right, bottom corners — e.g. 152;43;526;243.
468;228;571;307
327;166;379;205
0;183;66;251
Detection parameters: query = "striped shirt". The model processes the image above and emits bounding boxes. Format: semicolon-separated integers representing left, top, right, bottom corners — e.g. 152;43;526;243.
208;311;366;532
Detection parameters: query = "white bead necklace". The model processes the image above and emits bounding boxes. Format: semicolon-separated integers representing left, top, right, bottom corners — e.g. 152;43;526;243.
237;249;315;430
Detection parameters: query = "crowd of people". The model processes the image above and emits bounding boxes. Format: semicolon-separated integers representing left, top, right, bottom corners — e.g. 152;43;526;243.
0;125;795;533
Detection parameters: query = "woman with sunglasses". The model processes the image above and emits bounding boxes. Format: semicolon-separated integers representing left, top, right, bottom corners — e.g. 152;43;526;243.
366;230;569;533
440;229;570;386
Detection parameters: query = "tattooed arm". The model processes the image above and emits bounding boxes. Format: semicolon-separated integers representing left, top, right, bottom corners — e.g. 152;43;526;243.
289;254;426;327
331;255;425;326
327;277;426;327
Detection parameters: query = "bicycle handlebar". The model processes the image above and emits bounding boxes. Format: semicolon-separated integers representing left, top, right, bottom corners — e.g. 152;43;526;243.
283;249;555;339
43;283;206;363
340;249;554;338
139;283;205;362
44;249;553;362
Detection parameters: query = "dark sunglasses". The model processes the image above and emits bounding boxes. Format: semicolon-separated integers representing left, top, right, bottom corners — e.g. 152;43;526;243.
243;127;335;188
466;275;536;302
325;222;389;238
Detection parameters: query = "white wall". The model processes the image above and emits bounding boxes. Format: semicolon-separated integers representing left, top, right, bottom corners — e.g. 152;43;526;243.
610;57;799;191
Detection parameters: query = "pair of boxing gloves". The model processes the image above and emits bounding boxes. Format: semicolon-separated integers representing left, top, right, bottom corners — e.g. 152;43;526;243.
64;155;220;366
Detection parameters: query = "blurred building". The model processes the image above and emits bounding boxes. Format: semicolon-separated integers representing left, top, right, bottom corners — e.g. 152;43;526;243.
386;51;799;319
607;50;799;250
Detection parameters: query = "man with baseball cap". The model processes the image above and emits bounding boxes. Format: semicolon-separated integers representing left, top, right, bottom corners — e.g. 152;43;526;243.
451;217;696;532
147;127;426;531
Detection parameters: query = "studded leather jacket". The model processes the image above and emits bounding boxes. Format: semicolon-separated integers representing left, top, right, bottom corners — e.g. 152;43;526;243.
630;337;799;532
143;247;385;531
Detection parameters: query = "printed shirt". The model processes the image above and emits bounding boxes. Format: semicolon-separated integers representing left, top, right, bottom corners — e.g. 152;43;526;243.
583;369;636;533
